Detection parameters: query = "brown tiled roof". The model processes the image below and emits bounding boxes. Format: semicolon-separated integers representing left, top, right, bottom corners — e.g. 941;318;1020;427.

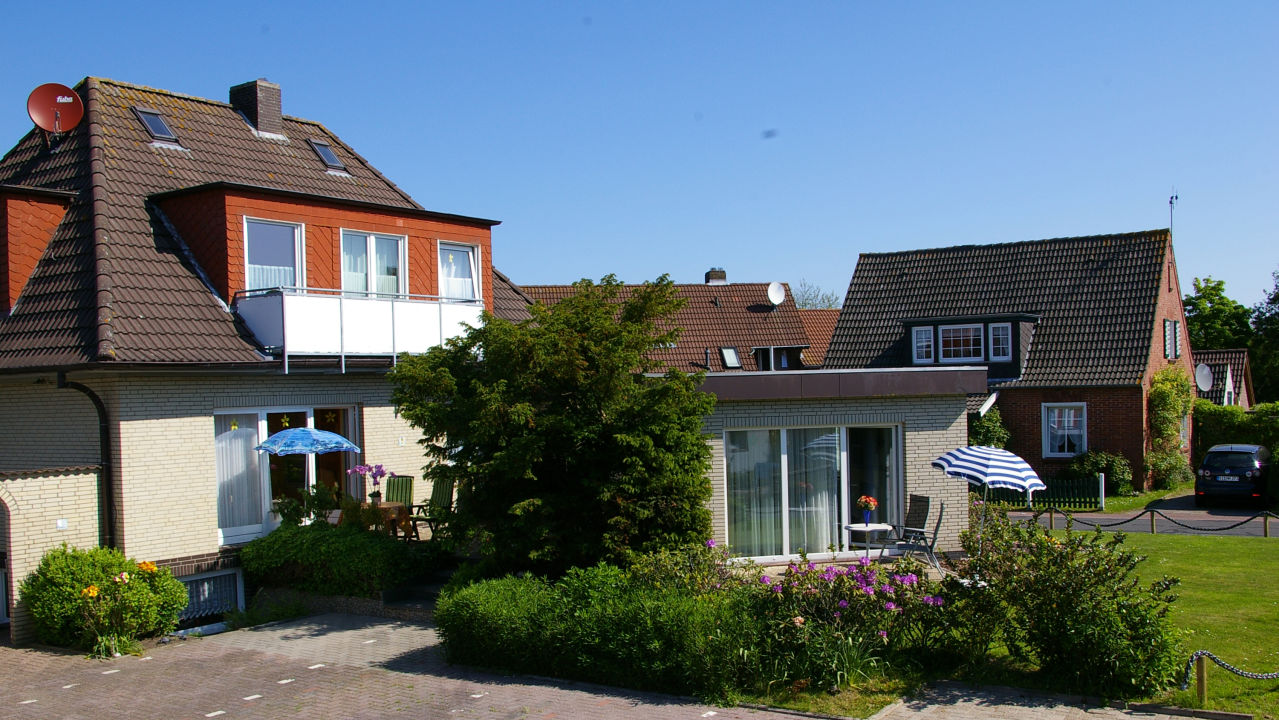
1191;348;1251;405
491;269;533;323
0;77;475;369
522;281;810;372
825;230;1173;387
797;308;839;367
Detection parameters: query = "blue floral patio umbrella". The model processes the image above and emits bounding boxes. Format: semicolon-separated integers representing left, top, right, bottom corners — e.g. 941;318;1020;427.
255;427;361;456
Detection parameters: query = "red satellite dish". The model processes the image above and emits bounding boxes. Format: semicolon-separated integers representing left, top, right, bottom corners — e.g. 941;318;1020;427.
27;83;84;134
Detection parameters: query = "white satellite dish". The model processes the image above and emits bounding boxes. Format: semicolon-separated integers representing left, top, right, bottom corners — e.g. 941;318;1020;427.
1194;363;1214;393
766;281;786;306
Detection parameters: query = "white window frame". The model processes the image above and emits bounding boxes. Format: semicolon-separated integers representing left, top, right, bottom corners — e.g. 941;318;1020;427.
438;242;482;301
912;327;934;364
722;423;902;564
340;228;407;297
989;323;1012;362
939;323;984;363
1163;319;1182;359
1041;402;1087;458
244;217;305;291
720;347;741;369
214;405;357;545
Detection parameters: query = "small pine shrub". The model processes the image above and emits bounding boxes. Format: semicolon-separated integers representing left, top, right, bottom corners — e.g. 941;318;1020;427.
18;545;187;655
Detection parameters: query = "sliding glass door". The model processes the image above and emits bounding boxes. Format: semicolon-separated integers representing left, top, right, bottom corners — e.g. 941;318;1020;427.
725;425;898;559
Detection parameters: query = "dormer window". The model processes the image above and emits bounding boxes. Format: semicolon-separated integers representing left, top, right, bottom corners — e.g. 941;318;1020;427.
939;324;983;362
912;327;934;364
439;243;479;301
989;323;1012;362
133;107;178;143
307;139;346;170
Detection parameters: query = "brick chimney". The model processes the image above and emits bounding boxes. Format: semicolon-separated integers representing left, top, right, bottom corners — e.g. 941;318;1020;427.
230;79;283;135
705;267;727;285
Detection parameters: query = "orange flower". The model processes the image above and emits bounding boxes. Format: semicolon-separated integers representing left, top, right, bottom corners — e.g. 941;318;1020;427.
81;585;99;598
138;561;158;573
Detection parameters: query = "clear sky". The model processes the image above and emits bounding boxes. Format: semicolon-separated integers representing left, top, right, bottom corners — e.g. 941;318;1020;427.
3;1;1275;306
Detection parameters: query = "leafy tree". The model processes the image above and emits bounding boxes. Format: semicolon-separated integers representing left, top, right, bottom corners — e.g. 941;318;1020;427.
389;275;715;577
792;279;842;309
1253;269;1279;403
1182;277;1252;350
968;406;1010;448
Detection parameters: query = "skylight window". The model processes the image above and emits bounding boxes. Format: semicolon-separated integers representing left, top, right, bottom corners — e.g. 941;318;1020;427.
720;347;741;369
133;107;178;142
308;139;345;170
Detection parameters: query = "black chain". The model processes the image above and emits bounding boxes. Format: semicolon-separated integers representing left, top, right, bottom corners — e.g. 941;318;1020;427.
1150;509;1260;533
1181;650;1279;690
1037;507;1279;533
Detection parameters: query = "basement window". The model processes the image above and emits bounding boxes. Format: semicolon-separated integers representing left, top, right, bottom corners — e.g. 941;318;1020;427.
307;139;346;170
133;107;178;143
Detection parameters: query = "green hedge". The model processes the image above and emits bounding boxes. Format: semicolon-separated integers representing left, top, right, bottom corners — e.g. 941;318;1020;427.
1192;400;1279;467
239;523;417;598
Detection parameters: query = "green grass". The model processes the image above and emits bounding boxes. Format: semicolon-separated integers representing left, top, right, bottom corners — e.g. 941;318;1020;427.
1122;533;1279;719
1099;481;1193;514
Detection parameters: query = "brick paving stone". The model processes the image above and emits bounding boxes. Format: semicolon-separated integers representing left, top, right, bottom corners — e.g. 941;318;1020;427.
0;614;1193;720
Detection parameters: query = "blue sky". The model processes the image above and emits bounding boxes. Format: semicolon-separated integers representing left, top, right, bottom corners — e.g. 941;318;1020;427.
3;1;1276;306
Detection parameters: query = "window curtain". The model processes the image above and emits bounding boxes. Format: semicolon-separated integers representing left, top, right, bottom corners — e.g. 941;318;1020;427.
215;414;262;530
374;236;400;295
341;232;368;295
245;220;298;290
440;246;476;300
787;428;840;553
726;430;781;557
1048;407;1083;454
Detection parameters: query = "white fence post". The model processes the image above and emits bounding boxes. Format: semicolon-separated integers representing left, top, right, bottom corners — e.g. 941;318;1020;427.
1098;472;1106;511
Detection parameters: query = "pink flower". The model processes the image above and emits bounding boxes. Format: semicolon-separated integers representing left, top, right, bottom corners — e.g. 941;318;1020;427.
705;539;716;548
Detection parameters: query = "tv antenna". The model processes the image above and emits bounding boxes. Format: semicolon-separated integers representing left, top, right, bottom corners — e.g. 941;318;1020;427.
1168;189;1178;234
27;83;84;149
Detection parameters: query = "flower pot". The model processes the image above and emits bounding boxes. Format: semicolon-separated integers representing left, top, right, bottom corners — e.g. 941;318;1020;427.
368;491;382;505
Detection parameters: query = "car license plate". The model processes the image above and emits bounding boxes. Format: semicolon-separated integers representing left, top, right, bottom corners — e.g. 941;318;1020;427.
1216;475;1237;482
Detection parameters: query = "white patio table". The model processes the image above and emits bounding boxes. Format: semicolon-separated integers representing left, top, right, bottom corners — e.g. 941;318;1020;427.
844;522;893;559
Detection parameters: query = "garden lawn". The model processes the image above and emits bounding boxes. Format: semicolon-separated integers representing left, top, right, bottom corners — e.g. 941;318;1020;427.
1122;533;1279;718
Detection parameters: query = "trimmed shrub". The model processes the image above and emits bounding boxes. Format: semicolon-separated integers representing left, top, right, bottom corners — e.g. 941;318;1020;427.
18;545;187;654
1062;450;1135;496
1145;449;1194;490
434;574;565;673
239;523;416;598
958;504;1182;697
1192;400;1279;467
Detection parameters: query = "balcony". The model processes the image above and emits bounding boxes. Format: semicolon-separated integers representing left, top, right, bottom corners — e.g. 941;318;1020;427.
233;287;483;372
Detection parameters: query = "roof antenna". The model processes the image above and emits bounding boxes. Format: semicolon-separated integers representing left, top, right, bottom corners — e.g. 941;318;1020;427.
1169;189;1178;235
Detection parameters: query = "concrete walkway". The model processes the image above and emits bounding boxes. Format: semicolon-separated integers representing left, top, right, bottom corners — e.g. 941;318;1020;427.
0;613;1203;719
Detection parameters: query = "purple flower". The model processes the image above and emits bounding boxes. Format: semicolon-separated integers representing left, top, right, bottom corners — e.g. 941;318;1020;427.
772;584;783;593
760;575;771;584
884;601;897;611
838;599;849;609
878;630;888;639
833;611;841;618
706;539;717;548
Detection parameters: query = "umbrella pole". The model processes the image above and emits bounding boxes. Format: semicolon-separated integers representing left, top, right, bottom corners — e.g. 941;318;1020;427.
976;484;990;558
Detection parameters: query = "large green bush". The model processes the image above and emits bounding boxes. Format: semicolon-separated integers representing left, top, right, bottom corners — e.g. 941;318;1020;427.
958;505;1181;697
1144;449;1194;490
1192;400;1279;466
239;523;417;598
1061;450;1135;496
18;545;187;654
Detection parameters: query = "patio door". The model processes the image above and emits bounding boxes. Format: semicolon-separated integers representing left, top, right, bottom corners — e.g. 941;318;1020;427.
215;407;358;545
846;427;899;527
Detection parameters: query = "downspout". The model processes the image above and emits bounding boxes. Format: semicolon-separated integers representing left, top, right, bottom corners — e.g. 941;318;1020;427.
56;371;116;549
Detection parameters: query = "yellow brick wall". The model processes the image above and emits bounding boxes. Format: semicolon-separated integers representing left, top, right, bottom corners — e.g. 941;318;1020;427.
0;470;101;645
0;378;100;470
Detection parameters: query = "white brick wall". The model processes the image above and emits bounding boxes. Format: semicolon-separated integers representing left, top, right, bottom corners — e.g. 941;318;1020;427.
702;394;969;554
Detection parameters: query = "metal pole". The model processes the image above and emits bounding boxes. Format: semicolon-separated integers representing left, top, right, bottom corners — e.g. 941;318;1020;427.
1098;473;1105;511
1196;655;1207;705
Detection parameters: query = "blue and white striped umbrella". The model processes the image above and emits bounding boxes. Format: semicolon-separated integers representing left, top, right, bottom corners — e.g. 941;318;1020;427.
932;446;1046;495
255;427;360;456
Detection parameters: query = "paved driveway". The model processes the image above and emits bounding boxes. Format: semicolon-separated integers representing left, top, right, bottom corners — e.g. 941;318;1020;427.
0;613;1195;719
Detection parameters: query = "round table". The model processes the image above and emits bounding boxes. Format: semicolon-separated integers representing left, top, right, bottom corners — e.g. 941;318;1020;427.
844;522;894;559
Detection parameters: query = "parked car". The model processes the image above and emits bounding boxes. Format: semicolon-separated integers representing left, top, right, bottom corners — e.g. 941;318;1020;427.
1195;444;1272;506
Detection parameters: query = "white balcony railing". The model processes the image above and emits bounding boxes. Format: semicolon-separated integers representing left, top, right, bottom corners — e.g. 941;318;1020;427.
233;287;483;372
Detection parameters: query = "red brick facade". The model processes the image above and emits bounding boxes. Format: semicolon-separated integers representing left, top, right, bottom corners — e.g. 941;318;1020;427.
1;193;70;312
157;188;495;311
996;242;1194;488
